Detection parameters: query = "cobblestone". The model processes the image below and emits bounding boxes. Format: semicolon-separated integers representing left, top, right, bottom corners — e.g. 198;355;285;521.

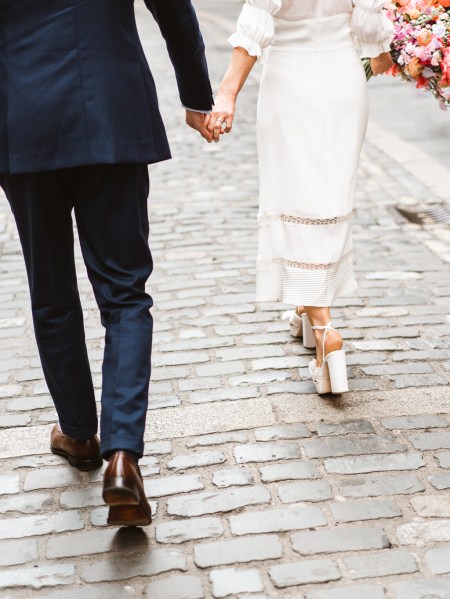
0;564;74;590
424;546;450;574
230;504;327;535
338;474;424;497
167;486;271;517
194;534;282;568
269;559;341;588
306;585;387;599
81;548;187;582
144;575;205;599
212;467;253;488
381;414;449;429
0;538;38;567
303;435;406;458
254;424;311;441
397;520;450;544
278;480;333;503
291;527;390;555
390;578;450;599
409;431;450;450
331;498;402;522
145;474;204;498
0;510;83;539
156;517;224;544
59;487;103;509
411;495;450;517
186;432;249;448
167;451;226;471
234;442;301;463
23;468;81;492
429;471;450;490
344;550;417;579
315;420;375;436
436;451;450;468
259;461;321;482
209;568;264;598
0;474;20;495
324;452;425;474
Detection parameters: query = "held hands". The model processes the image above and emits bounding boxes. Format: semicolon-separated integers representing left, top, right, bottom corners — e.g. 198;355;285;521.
185;110;213;143
205;90;236;143
371;52;394;76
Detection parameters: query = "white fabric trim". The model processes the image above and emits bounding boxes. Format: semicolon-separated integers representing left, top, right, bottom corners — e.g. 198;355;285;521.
258;212;353;227
182;105;211;114
256;252;357;307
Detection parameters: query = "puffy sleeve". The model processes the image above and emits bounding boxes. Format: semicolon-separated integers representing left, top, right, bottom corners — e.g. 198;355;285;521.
228;0;282;60
351;0;394;58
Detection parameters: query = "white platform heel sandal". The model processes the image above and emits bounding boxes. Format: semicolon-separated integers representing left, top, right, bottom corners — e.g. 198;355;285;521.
289;311;316;349
308;323;349;395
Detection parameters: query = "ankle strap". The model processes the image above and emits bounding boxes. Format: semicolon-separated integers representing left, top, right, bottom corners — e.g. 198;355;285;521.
311;322;333;331
311;322;333;363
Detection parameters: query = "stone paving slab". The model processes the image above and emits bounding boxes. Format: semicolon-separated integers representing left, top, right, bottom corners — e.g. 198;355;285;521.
1;1;450;597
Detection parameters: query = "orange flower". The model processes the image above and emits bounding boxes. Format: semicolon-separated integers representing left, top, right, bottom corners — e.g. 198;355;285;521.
417;29;433;45
408;57;424;77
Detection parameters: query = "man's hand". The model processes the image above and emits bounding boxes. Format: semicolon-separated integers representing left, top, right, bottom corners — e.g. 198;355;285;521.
371;52;394;76
185;110;213;143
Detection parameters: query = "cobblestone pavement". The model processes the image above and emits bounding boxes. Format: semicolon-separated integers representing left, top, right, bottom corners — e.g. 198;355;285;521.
1;2;450;598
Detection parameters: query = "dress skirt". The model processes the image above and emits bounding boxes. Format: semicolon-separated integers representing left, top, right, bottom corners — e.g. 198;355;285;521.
256;13;369;307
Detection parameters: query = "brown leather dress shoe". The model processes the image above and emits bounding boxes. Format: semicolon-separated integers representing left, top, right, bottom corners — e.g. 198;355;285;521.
50;424;103;471
103;451;152;527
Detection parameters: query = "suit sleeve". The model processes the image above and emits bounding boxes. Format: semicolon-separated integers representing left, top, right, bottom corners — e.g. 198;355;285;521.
144;0;214;112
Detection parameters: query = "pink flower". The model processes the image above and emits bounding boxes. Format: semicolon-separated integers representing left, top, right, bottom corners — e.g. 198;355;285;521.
441;49;450;85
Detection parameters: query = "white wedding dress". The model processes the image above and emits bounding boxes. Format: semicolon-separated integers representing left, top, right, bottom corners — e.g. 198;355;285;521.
229;0;393;306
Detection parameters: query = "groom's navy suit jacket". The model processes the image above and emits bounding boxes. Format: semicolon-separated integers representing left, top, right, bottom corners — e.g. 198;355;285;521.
0;0;214;174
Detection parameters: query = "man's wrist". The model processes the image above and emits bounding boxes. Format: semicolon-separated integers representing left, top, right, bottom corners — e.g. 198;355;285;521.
182;104;211;115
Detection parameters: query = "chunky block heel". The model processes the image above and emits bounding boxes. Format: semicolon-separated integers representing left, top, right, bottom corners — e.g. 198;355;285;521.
288;310;316;349
289;311;303;338
326;349;349;394
301;313;316;349
308;322;349;396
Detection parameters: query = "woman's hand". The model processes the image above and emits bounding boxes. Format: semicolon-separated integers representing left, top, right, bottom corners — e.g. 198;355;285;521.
371;52;394;76
205;90;236;143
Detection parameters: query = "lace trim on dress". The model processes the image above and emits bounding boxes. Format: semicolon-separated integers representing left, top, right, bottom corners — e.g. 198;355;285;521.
258;250;353;271
258;212;352;226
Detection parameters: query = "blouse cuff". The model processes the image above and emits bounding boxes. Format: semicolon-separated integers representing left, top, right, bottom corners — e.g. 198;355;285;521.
351;4;394;58
355;36;392;58
228;3;278;61
228;31;262;58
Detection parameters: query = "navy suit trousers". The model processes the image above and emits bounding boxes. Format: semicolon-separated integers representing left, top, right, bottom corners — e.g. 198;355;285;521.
0;164;153;458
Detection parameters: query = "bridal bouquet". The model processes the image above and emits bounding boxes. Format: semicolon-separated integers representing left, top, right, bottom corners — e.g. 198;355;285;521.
364;0;450;110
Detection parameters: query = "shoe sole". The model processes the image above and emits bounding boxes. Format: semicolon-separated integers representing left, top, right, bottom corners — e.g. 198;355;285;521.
107;504;152;527
103;477;152;527
50;446;103;472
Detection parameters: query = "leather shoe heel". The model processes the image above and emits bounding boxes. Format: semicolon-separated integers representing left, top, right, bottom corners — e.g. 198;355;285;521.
102;477;140;506
107;504;151;527
103;451;152;527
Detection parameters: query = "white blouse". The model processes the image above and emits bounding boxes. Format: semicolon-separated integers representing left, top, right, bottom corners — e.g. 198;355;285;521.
229;0;394;59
